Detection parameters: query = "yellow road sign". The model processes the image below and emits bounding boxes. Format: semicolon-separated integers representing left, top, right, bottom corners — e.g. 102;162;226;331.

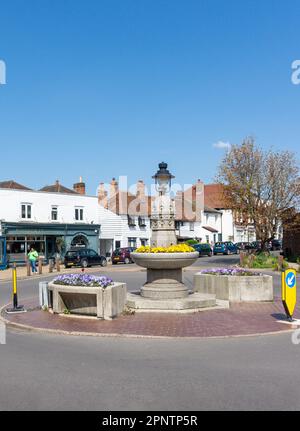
282;269;297;319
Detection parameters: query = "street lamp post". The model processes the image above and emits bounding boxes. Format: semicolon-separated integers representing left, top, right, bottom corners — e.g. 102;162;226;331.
151;162;177;248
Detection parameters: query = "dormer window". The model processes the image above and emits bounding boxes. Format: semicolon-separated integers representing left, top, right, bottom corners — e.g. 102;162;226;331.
128;215;136;226
138;217;146;227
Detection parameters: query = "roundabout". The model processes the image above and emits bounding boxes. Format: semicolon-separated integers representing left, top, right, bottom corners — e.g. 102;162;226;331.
1;291;299;339
1;257;300;410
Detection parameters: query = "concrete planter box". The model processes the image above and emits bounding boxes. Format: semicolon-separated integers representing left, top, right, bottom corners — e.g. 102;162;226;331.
48;281;127;320
288;262;300;272
193;273;273;302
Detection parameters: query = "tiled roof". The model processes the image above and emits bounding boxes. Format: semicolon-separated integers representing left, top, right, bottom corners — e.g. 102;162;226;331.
204;205;222;214
204;183;226;209
101;182;227;218
183;183;226;209
39;181;78;194
203;225;218;233
106;191;154;216
174;182;225;221
0;180;32;190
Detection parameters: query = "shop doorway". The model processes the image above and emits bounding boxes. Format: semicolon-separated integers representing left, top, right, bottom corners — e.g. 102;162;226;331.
71;235;89;248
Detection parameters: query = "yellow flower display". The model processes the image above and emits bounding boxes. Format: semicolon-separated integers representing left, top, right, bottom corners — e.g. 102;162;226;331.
135;244;195;253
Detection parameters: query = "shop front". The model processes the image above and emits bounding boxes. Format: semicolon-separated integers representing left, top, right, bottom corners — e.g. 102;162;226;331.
1;222;100;264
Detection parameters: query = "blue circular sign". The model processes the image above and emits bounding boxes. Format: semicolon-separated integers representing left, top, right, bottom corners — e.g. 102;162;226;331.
286;271;296;289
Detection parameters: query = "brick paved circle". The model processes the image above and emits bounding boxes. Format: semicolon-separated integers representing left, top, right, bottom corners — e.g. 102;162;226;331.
1;297;299;338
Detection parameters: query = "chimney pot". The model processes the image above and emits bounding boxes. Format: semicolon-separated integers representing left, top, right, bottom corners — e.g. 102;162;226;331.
136;180;145;197
73;178;86;195
110;178;119;197
98;183;108;207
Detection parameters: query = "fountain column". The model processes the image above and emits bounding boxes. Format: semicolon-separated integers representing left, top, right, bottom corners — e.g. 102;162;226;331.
128;162;216;311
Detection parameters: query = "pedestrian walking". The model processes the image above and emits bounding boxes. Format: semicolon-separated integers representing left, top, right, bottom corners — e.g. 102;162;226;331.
28;247;38;274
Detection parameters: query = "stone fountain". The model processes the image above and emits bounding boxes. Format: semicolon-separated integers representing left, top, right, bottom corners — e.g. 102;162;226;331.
126;162;218;312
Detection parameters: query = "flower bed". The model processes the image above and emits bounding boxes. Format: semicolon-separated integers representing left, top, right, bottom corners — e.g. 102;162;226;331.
194;268;273;302
53;274;113;288
136;244;195;253
240;252;288;270
48;275;126;320
201;268;261;276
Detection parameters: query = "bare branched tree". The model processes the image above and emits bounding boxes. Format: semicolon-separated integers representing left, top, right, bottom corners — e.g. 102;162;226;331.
217;137;300;249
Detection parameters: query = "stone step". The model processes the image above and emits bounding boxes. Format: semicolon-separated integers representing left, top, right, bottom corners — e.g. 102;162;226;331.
126;292;217;312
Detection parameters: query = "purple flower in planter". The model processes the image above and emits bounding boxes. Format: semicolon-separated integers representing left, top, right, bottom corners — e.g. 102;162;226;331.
201;267;261;276
53;273;114;288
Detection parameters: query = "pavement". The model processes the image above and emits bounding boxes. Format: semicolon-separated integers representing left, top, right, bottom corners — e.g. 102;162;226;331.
2;297;297;338
0;261;141;282
1;254;300;410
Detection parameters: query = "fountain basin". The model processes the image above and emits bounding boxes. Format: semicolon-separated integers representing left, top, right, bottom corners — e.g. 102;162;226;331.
131;252;198;299
131;252;198;269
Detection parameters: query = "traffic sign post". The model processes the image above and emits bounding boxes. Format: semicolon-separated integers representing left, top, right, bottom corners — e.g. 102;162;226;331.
282;268;297;321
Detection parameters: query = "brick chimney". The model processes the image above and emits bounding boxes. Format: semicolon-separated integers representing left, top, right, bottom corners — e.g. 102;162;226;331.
175;190;184;220
98;182;108;208
136;180;145;198
73;176;86;195
194;179;204;222
109;178;118;197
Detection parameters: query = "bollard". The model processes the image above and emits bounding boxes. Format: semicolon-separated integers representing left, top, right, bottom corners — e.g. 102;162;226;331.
26;258;31;276
278;255;284;271
5;263;26;314
38;257;43;275
49;258;53;273
39;281;49;309
239;251;245;266
56;257;60;272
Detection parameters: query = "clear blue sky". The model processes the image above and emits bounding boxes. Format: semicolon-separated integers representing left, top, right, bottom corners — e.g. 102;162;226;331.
0;0;300;195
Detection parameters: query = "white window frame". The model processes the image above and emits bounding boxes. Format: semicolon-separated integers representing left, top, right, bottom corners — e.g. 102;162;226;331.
21;203;32;220
75;206;84;221
128;237;137;248
51;206;58;221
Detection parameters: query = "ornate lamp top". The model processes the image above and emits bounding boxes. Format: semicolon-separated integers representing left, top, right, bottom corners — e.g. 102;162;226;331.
152;162;175;181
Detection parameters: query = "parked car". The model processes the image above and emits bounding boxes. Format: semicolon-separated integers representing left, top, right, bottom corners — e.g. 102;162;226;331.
251;240;272;252
112;247;136;264
270;239;282;251
64;248;107;268
192;243;212;257
213;241;238;255
251;240;263;251
235;242;255;252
